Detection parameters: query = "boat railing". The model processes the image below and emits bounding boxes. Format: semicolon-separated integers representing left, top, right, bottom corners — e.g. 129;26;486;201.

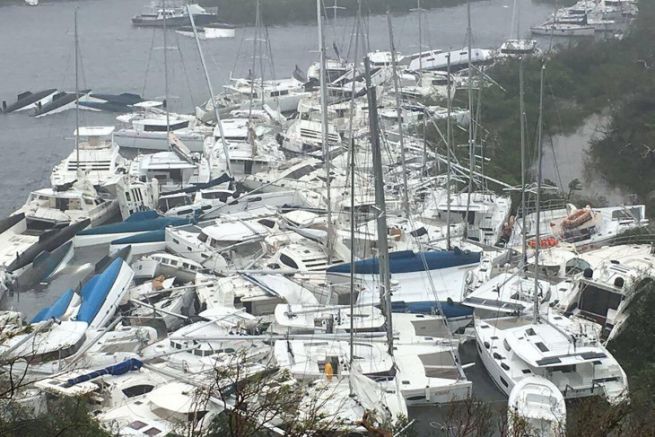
517;198;568;217
562;380;606;398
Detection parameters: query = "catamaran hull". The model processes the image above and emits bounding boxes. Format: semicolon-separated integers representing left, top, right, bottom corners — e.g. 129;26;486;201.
131;14;216;27
176;26;236;39
3;89;58;113
113;131;204;153
530;25;595;37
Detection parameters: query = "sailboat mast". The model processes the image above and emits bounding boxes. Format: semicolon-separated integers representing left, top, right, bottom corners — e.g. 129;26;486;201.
446;53;452;250
247;0;260;120
533;62;546;323
73;9;80;171
317;0;333;263
162;0;170;139
410;0;424;73
520;59;527;270
365;57;393;356
386;12;410;216
348;1;361;395
464;0;474;238
187;7;232;178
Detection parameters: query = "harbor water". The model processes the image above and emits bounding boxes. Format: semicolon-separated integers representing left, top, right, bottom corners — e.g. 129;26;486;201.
0;0;555;432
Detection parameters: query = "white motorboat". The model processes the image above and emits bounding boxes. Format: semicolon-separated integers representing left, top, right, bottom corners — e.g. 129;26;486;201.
51;126;129;187
508;376;566;437
131;3;217;27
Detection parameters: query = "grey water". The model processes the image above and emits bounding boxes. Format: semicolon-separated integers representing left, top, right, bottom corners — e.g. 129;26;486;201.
0;0;554;431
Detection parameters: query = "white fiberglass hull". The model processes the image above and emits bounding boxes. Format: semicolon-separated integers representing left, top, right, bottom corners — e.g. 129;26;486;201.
531;25;595;37
113;130;205;153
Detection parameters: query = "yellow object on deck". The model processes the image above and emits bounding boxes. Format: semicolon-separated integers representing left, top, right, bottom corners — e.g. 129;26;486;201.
324;362;334;382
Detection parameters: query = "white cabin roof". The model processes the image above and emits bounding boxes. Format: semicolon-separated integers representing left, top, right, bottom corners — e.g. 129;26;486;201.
74;126;115;137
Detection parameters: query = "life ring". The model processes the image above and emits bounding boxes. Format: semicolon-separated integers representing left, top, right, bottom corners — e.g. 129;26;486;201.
528;236;558;249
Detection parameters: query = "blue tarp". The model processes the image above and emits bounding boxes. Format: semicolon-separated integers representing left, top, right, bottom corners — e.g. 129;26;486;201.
65;358;143;387
326;249;481;275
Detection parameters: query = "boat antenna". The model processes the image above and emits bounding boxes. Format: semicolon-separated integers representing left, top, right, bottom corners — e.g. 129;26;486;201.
464;0;475;239
519;58;528;273
386;12;410;217
74;8;80;171
533;62;546;323
365;56;393;356
163;0;171;144
446;52;452;250
187;6;232;178
317;0;333;263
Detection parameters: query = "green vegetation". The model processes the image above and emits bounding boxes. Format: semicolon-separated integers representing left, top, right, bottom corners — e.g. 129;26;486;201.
466;1;655;211
0;397;109;437
202;0;479;25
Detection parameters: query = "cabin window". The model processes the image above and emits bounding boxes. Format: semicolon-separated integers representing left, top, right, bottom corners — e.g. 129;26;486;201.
535;342;549;352
553;365;576;373
188;411;208;422
177;209;193;216
173;238;180;245
198;233;208;243
128;420;148;430
55;197;70;211
503;339;511;352
279;254;299;269
144;121;188;132
565;258;591;276
143;427;162;436
122;384;154;398
499;376;509;387
258;219;276;228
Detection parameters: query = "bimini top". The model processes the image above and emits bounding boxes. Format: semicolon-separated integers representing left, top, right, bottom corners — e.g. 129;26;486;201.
327;249;481;275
